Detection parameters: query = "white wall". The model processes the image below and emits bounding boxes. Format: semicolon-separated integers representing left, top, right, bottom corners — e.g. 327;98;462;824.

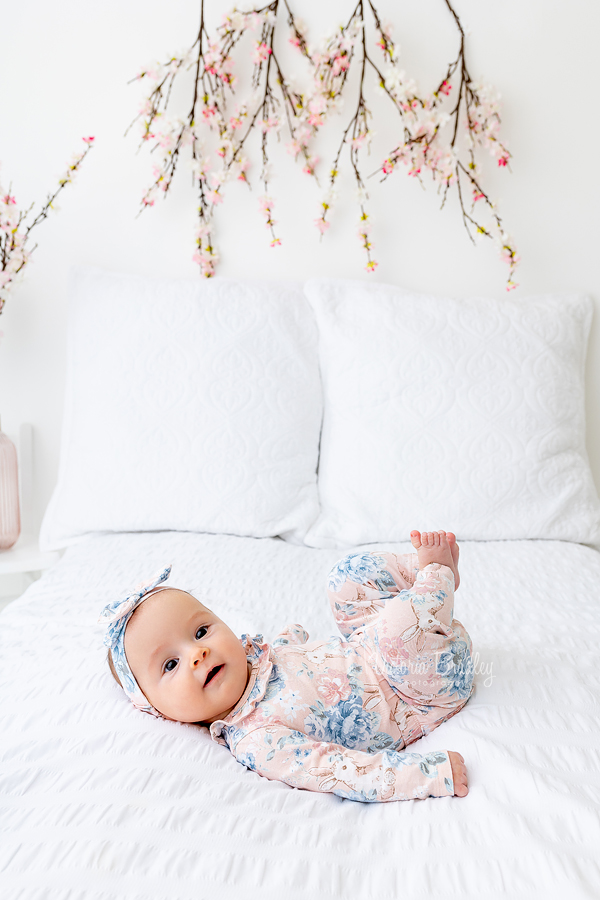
1;0;599;533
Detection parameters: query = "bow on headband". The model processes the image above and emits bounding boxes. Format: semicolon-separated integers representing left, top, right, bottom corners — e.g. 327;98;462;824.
98;564;173;718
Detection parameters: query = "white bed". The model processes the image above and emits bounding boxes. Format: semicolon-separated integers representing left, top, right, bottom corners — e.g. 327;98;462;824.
1;270;600;898
2;532;600;898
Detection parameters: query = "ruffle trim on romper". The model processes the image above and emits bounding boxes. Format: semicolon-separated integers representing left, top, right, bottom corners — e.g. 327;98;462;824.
209;634;273;746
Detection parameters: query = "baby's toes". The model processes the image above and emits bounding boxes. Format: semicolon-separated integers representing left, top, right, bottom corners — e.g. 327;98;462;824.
410;530;422;550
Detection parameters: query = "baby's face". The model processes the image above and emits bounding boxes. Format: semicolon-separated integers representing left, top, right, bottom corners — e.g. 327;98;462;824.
124;589;250;724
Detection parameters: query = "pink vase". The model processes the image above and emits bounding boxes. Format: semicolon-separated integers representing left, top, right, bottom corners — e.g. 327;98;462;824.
0;419;21;550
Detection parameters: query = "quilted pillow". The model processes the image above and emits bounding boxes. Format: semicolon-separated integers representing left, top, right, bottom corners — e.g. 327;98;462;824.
304;277;600;548
40;268;322;550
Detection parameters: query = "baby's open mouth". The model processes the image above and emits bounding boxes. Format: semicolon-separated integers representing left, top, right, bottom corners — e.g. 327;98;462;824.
204;664;223;686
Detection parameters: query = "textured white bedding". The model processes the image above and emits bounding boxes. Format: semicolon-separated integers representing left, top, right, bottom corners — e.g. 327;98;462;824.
1;532;600;899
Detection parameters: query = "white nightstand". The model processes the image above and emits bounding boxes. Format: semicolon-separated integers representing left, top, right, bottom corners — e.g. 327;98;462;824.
0;538;60;610
0;538;60;576
0;423;61;611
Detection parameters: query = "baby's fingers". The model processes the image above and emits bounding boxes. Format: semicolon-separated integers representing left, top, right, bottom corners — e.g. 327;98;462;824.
448;751;469;797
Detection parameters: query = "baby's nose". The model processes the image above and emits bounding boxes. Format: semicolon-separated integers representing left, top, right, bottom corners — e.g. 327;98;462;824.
192;646;208;667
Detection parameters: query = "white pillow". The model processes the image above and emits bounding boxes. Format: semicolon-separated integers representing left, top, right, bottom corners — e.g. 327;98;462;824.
304;278;600;548
41;268;322;550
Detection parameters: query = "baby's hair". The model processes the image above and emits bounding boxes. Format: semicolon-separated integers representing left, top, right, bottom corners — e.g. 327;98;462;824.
107;650;122;686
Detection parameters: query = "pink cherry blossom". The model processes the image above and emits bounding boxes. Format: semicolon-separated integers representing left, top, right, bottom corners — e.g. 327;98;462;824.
308;95;327;115
260;117;280;133
351;134;368;150
331;54;350;76
232;156;250;181
258;195;274;213
206;189;223;205
252;42;272;65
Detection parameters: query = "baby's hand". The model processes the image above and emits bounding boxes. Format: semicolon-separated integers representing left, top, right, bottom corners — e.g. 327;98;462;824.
448;752;468;797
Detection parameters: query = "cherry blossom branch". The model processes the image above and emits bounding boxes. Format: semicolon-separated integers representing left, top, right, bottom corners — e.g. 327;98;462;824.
0;138;95;313
313;1;376;269
129;1;319;272
128;0;518;288
371;0;517;287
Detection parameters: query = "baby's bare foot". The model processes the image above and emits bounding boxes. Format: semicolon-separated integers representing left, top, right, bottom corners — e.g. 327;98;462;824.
410;530;460;589
446;532;460;590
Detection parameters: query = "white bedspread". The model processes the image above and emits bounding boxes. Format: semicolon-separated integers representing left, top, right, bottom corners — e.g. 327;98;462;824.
1;532;600;899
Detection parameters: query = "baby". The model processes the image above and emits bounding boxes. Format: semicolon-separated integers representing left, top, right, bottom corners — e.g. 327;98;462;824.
99;530;473;802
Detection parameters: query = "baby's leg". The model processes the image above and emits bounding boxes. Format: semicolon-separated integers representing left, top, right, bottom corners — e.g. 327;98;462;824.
327;551;420;640
364;551;473;730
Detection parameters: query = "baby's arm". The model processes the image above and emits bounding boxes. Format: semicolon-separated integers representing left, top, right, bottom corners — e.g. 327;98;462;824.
232;724;465;802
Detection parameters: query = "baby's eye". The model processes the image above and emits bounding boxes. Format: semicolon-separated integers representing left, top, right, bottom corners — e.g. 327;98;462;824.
195;626;209;640
164;658;178;673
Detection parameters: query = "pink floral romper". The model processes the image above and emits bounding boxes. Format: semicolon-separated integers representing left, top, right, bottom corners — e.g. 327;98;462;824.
209;551;474;802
